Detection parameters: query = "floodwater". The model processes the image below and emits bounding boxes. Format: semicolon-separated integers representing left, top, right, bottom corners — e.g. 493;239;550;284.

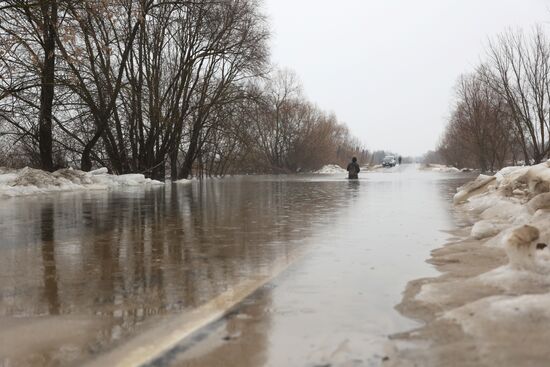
0;165;473;367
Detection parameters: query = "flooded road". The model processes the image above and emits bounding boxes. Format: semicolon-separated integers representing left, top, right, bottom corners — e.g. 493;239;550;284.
0;165;472;366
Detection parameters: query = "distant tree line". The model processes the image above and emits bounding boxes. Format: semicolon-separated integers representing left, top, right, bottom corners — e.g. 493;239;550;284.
0;0;366;179
435;27;550;171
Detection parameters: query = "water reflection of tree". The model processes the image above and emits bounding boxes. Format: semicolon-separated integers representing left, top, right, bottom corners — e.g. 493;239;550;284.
2;178;358;361
40;202;60;315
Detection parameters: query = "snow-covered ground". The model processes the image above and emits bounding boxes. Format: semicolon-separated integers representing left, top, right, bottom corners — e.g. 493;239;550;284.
388;160;550;365
173;178;195;184
0;167;164;197
452;160;550;269
313;164;347;174
405;160;550;363
418;163;461;172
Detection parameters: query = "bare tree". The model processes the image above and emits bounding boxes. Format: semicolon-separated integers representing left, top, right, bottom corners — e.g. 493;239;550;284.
0;0;62;171
483;27;550;164
438;71;514;171
235;69;367;173
0;0;365;177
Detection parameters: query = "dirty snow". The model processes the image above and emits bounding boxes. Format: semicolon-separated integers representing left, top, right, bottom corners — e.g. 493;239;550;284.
457;160;550;269
314;164;347;174
417;160;550;345
174;178;194;184
419;164;461;173
0;167;164;197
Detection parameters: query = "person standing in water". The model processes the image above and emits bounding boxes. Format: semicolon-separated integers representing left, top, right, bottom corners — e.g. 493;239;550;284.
347;157;360;179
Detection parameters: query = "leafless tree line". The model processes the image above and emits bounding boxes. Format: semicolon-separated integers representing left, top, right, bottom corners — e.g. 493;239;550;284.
437;27;550;171
227;69;367;173
0;0;365;179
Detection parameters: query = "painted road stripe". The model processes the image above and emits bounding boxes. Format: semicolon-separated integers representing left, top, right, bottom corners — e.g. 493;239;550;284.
84;249;305;367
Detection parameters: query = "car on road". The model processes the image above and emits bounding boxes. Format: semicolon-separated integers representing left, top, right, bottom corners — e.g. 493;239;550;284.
382;155;397;167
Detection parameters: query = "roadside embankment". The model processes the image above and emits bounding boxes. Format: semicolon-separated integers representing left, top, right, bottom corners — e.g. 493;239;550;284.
388;160;550;367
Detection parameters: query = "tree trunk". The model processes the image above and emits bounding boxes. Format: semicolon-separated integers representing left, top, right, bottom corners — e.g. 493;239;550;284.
170;149;178;180
180;152;194;179
152;162;165;181
81;146;94;172
80;125;104;171
38;1;57;172
180;128;201;179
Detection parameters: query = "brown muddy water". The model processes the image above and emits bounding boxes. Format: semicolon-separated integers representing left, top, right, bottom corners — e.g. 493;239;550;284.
0;165;473;367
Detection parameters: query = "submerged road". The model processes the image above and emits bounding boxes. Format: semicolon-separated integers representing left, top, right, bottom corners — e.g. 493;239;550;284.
0;165;472;367
140;165;473;367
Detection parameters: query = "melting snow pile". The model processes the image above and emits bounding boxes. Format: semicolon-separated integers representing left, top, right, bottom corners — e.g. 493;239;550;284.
173;178;194;184
419;163;461;173
314;164;347;174
413;160;550;360
453;160;550;258
0;167;164;197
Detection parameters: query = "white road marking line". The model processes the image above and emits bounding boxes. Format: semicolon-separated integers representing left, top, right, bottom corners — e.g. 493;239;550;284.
84;249;305;367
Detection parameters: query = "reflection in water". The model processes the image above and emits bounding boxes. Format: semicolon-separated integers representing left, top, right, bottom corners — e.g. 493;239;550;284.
41;203;60;315
165;167;476;367
347;179;361;198
0;177;353;366
0;170;473;366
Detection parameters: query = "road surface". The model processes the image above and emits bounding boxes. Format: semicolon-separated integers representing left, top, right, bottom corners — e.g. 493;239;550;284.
0;165;472;366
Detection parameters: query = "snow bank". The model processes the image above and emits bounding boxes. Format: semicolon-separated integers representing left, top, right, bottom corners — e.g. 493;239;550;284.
314;164;347;174
455;161;550;263
419;163;461;173
453;174;496;204
0;167;164;197
471;220;507;240
425;160;550;338
393;160;550;364
442;292;550;361
174;178;194;184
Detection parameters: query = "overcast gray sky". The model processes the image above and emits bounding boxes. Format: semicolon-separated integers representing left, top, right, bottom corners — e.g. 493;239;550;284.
264;0;550;157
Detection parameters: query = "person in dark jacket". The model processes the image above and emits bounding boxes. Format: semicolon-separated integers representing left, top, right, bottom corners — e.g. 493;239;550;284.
347;157;360;179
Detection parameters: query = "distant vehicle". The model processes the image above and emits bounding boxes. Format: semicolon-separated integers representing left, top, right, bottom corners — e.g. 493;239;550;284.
382;155;397;167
